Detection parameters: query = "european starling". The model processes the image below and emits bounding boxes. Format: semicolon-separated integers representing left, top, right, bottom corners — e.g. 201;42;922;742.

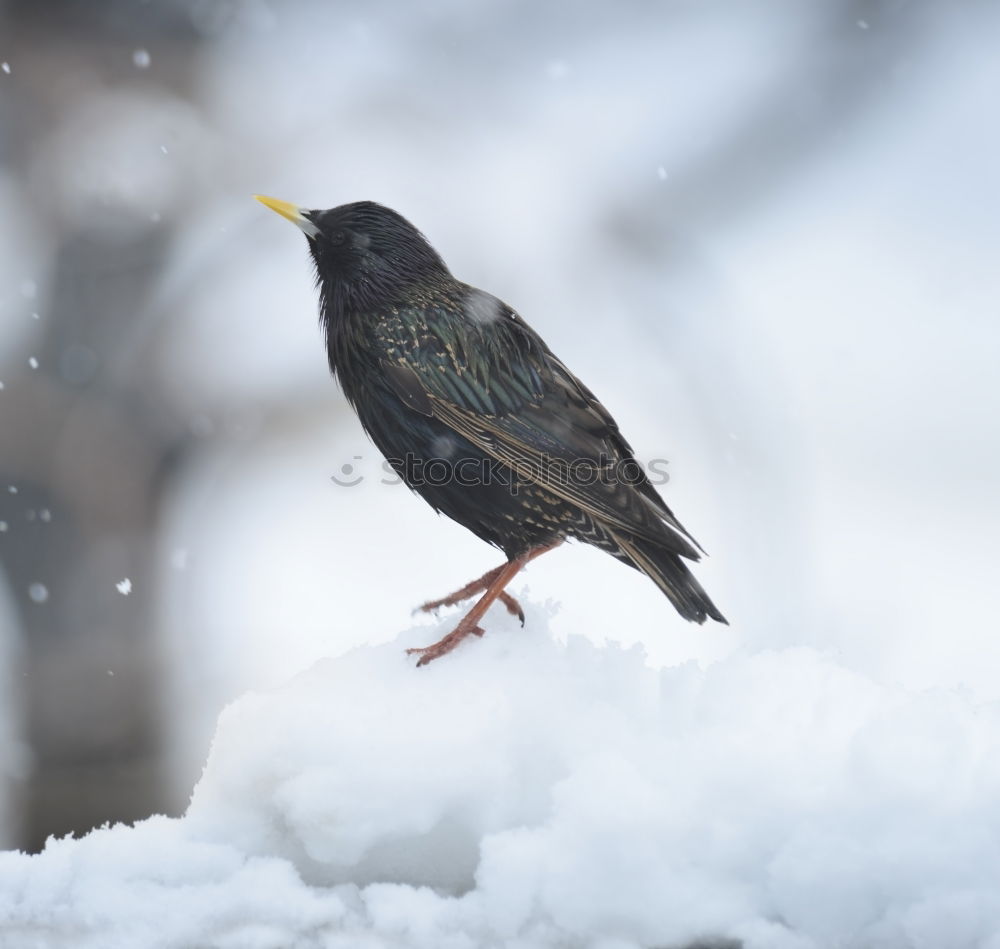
256;196;727;665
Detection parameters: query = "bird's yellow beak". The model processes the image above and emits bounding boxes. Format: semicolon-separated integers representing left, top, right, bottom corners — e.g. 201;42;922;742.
254;194;320;237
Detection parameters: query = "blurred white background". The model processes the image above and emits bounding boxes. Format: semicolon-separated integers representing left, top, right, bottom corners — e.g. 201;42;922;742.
0;0;997;851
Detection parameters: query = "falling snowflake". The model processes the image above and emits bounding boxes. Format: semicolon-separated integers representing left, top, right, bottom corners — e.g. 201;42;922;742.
28;583;49;603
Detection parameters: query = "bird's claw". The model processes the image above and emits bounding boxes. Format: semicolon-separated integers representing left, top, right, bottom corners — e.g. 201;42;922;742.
416;598;447;615
499;591;525;626
406;625;485;667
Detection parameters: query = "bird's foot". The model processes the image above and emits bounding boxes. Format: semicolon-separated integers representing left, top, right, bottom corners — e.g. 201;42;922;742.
408;547;559;667
406;623;485;667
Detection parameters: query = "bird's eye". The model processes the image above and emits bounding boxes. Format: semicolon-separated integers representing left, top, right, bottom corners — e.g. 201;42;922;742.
331;229;348;246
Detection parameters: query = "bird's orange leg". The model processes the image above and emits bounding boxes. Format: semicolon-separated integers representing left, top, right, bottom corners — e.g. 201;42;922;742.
416;542;562;625
418;563;518;618
408;542;561;667
422;565;505;606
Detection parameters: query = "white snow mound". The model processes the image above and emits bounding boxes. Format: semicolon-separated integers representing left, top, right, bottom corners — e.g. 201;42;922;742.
3;602;1000;949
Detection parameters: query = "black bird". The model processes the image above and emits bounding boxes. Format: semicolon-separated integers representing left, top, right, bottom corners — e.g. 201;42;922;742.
256;196;726;665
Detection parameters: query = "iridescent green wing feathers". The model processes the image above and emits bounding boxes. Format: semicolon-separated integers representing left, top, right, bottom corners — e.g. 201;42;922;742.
377;284;703;560
377;286;546;415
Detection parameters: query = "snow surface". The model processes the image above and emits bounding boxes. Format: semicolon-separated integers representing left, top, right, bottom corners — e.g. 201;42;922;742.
4;602;1000;949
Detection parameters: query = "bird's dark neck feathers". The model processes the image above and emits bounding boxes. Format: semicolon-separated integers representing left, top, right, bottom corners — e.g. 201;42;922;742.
318;279;370;388
318;268;452;394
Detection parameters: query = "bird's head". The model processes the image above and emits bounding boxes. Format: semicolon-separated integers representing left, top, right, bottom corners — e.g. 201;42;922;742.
255;196;450;316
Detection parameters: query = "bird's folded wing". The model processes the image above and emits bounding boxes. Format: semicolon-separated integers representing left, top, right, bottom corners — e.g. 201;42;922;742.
378;298;703;560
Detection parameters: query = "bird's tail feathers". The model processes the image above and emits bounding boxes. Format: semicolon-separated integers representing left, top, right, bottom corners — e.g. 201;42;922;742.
612;530;728;625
